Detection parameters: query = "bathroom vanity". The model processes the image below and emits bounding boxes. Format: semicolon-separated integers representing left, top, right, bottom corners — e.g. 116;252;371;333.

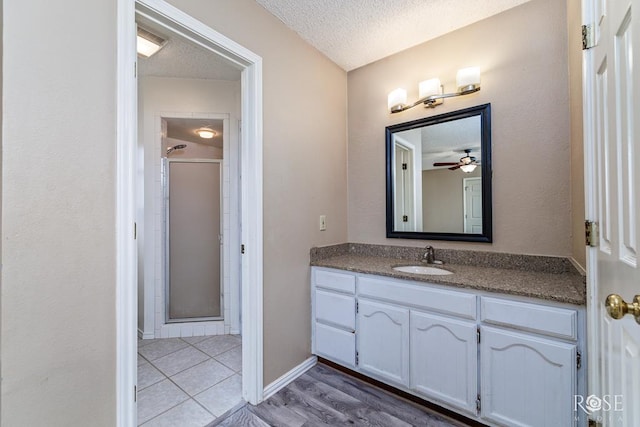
310;245;586;427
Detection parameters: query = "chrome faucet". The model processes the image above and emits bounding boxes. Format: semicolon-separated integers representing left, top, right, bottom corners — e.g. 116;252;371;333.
421;246;443;265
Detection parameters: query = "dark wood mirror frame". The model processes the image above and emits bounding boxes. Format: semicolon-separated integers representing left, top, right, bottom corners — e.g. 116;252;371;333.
385;103;492;242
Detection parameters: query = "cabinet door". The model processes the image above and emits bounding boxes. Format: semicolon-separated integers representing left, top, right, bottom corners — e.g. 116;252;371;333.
410;311;478;416
481;326;576;427
357;299;410;387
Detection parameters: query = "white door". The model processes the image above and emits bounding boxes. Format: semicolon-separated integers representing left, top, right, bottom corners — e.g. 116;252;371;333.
394;144;415;231
410;311;478;416
480;327;576;426
584;0;640;424
463;177;482;233
357;299;410;387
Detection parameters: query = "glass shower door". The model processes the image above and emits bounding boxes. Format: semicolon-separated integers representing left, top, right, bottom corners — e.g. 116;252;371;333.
165;159;222;321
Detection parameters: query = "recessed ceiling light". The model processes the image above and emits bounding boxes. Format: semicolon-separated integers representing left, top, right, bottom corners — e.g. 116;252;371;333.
137;27;166;58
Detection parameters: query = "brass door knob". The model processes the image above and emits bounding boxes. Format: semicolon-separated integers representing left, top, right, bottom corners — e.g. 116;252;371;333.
605;294;640;323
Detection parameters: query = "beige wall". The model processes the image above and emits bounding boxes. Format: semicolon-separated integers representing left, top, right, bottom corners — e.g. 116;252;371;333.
2;0;347;422
2;0;117;425
568;0;586;270
348;0;572;257
164;0;348;385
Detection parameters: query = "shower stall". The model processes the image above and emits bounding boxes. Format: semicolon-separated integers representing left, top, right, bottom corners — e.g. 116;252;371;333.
164;158;223;322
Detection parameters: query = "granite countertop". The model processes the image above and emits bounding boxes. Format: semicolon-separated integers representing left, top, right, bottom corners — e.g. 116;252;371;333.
310;244;586;305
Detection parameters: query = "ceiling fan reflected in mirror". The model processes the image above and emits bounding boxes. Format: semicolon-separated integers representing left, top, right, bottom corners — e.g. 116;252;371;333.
433;149;480;172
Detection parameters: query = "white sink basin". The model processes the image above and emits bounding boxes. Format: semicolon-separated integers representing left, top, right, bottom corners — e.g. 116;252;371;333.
393;265;453;275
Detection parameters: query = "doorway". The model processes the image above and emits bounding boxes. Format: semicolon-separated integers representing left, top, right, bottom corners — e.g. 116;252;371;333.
116;0;264;425
463;177;482;233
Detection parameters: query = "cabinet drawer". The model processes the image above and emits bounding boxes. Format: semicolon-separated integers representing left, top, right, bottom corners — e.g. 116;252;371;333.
315;289;355;330
358;276;477;320
314;268;356;294
314;323;356;367
481;297;577;340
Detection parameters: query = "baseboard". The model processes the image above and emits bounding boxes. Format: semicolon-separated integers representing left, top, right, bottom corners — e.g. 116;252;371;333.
569;256;587;276
262;356;317;400
138;328;154;340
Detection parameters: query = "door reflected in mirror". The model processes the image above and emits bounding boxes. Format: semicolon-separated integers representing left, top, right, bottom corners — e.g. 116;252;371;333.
386;104;492;242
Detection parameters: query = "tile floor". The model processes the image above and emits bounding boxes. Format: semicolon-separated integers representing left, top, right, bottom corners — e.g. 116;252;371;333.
137;335;243;426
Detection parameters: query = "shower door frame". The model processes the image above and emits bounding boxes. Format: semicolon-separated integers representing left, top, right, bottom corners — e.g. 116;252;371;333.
164;158;224;323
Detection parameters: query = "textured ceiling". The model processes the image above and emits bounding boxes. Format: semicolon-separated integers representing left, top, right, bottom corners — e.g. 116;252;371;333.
255;0;532;71
137;18;241;81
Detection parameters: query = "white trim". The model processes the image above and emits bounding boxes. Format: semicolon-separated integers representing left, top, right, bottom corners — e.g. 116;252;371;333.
117;0;138;425
240;52;265;406
158;320;226;338
581;0;599;399
118;1;264;424
263;356;318;400
138;328;154;340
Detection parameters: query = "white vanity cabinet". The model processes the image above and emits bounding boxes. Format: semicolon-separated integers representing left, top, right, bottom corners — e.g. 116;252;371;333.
311;269;356;368
310;267;584;426
355;273;480;414
480;297;579;427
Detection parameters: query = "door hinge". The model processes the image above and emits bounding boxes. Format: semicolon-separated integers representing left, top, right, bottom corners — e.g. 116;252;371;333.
134;222;137;240
582;24;596;50
585;220;599;247
476;394;481;413
356;351;359;366
241;244;245;254
477;326;481;344
402;215;408;222
134;385;137;402
402;163;408;170
577;350;582;369
356;301;359;313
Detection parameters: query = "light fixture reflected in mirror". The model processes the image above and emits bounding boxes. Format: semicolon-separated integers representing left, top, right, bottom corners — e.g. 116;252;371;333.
460;164;477;173
196;127;217;139
388;67;481;113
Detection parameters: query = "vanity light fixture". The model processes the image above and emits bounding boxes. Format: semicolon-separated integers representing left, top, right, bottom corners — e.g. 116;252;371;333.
196;127;217;139
137;27;167;58
388;67;481;113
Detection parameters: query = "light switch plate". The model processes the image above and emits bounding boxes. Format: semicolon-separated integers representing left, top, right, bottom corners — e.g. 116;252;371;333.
319;215;327;231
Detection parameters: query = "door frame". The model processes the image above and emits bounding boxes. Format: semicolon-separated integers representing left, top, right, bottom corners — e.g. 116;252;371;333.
581;0;599;399
116;0;264;424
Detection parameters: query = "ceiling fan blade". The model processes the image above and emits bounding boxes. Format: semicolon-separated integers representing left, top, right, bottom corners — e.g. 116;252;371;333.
433;162;459;166
448;165;461;170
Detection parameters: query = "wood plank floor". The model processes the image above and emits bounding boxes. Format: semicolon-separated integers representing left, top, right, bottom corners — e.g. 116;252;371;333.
209;363;472;426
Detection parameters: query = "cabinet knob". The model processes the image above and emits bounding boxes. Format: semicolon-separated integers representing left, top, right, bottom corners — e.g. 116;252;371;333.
605;294;640;324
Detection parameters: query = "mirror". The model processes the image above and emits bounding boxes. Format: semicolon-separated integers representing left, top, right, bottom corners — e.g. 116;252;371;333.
386;103;492;242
